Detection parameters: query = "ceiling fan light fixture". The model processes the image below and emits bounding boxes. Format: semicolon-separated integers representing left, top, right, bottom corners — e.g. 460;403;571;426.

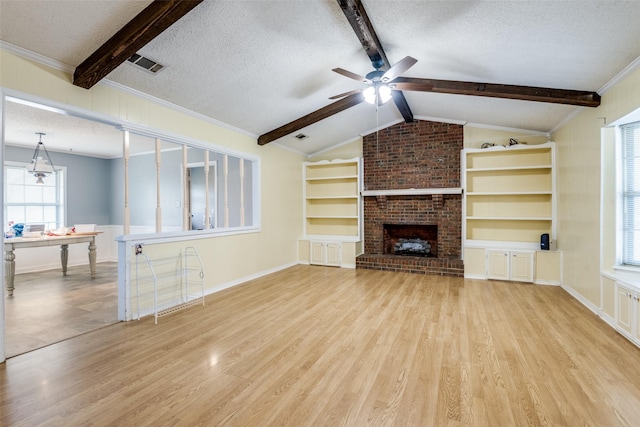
363;86;376;104
379;84;392;103
363;84;392;105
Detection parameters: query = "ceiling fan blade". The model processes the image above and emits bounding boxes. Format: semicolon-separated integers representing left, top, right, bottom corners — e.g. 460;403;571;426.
329;89;363;100
382;56;417;82
332;68;369;83
391;81;435;92
337;0;414;123
392;77;601;107
258;92;365;145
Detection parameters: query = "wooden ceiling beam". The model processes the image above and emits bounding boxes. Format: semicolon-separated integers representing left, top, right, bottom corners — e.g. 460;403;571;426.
337;0;414;123
258;93;365;146
392;77;601;107
73;0;203;89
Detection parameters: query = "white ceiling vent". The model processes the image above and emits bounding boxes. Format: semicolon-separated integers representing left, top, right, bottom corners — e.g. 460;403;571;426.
127;53;164;74
294;133;309;141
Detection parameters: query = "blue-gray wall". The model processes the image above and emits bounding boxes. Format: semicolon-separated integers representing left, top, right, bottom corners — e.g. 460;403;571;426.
5;145;115;225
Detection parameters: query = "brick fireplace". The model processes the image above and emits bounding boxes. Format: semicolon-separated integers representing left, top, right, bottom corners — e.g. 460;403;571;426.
356;120;464;276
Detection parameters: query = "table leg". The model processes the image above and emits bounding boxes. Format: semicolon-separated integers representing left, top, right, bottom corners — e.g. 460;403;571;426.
61;244;69;276
88;239;96;278
5;249;15;296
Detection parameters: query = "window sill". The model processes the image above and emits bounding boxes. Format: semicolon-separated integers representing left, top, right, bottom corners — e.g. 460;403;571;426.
605;266;640;291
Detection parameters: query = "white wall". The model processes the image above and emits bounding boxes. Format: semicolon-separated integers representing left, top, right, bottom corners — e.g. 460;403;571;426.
552;64;640;307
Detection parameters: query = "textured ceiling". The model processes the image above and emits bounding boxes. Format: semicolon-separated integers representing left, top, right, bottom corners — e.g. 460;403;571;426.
2;0;640;157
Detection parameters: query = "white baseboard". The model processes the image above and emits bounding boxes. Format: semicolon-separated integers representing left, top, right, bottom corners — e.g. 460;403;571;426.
203;261;299;297
534;279;561;286
561;283;600;315
464;273;487;280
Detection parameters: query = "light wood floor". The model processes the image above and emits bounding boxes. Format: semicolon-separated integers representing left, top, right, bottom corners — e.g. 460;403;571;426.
2;265;640;426
4;262;118;357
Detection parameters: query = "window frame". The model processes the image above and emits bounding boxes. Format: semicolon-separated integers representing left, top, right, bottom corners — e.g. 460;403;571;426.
4;160;66;231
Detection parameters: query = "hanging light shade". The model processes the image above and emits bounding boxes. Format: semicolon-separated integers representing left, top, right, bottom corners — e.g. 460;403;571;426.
363;86;376;104
378;84;392;104
29;132;56;184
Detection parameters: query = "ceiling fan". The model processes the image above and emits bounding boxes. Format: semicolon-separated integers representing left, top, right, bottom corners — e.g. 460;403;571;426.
257;0;601;146
329;55;430;105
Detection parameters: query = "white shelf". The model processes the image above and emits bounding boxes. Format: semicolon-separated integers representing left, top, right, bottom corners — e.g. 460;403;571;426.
462;143;555;245
303;158;361;239
467;216;552;221
306;215;359;219
306;175;358;181
306;196;359;200
361;187;462;197
467;191;553;196
467;165;552;172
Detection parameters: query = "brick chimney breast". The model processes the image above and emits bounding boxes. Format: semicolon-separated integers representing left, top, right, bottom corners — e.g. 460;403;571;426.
357;120;464;276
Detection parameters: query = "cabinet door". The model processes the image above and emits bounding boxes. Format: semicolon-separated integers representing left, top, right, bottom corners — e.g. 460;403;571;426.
511;251;533;282
310;241;325;265
634;293;640;343
616;284;634;335
325;242;341;267
487;250;509;280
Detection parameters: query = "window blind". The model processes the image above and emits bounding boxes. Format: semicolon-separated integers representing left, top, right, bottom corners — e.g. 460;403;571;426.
622;121;640;265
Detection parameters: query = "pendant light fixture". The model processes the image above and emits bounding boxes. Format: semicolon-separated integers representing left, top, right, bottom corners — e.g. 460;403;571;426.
29;132;56;184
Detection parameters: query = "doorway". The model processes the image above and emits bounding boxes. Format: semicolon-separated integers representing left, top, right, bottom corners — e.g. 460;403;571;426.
188;162;217;230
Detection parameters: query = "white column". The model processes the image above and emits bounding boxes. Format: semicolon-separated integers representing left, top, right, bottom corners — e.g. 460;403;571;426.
182;145;189;231
204;151;210;229
155;138;162;233
223;154;229;228
240;158;245;227
123;131;130;235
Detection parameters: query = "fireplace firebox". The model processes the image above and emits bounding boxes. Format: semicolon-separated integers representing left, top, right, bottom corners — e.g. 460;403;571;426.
383;224;437;257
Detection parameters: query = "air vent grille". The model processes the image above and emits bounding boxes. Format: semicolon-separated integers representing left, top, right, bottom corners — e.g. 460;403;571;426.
295;133;309;140
127;53;164;74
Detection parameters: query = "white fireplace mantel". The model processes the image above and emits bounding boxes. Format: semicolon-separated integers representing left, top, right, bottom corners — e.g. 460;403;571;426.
360;188;463;197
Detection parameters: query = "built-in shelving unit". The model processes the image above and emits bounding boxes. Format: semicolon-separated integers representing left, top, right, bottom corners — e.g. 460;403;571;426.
462;142;558;283
463;143;555;244
304;158;361;239
299;158;362;269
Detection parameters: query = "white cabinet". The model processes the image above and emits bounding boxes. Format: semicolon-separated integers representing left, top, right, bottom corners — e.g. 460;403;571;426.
616;283;635;338
310;241;341;267
487;250;509;280
486;249;533;282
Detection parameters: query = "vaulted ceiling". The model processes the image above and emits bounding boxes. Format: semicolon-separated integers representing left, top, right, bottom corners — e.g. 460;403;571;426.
2;0;640;157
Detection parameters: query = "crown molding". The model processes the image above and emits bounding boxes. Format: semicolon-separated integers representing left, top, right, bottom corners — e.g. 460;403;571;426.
465;122;550;137
0;41;75;74
598;54;640;95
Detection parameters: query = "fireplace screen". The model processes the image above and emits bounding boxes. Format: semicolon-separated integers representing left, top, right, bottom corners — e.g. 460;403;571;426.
383;224;437;257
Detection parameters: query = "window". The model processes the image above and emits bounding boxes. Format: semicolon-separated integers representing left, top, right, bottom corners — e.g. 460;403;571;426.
621;121;640;265
4;162;65;231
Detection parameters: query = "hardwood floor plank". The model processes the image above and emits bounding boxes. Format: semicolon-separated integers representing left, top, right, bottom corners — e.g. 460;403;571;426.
2;266;640;426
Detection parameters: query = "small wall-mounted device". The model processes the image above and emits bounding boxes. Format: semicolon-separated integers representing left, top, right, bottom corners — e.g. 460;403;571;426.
540;233;550;250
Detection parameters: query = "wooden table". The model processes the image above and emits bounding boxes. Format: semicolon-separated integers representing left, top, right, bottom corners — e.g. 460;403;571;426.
4;233;99;296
